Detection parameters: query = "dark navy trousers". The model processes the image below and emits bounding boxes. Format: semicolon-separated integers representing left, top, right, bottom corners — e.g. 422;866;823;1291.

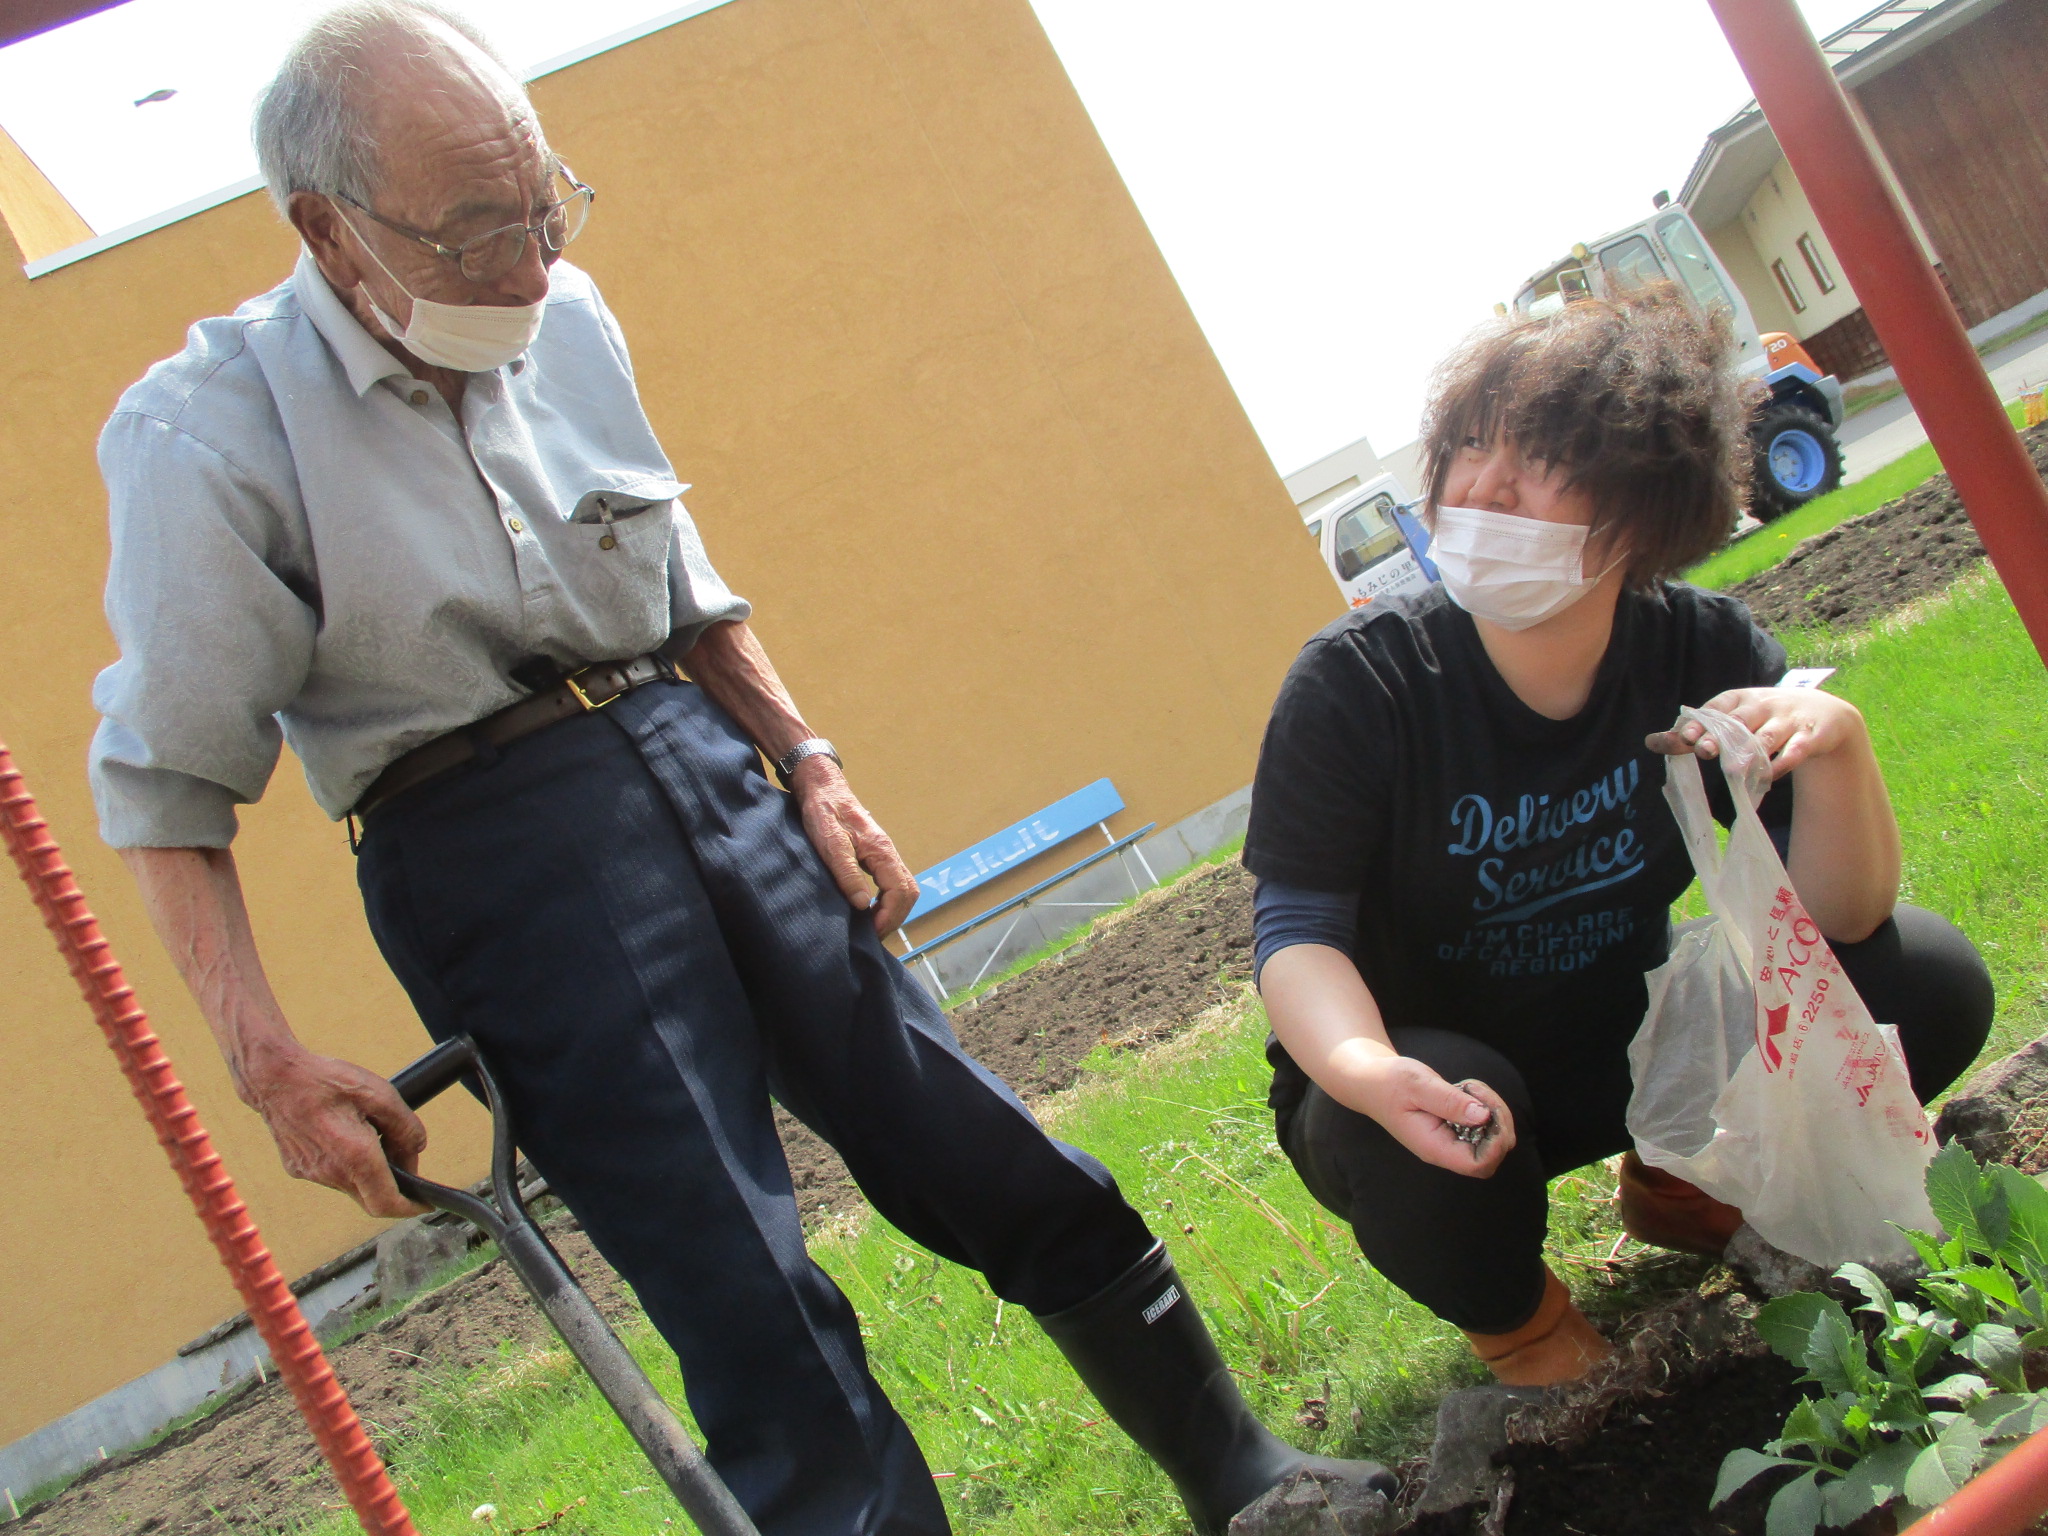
356;681;1154;1536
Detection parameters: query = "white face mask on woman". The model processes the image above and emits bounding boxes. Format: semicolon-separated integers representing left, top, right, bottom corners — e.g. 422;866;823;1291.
338;207;546;373
1428;505;1621;631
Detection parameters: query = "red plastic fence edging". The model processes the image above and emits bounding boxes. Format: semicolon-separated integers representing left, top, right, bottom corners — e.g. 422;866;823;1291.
0;740;416;1536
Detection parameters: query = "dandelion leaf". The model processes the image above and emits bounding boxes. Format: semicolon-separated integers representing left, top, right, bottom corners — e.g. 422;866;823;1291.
1805;1302;1873;1395
1766;1468;1826;1536
1824;1437;1916;1527
1903;1414;1987;1508
1714;1447;1799;1508
1927;1142;1989;1252
1772;1398;1845;1455
1956;1322;2026;1392
1988;1165;2048;1266
1837;1262;1897;1317
1949;1264;2021;1309
1757;1292;1843;1368
1976;1390;2048;1442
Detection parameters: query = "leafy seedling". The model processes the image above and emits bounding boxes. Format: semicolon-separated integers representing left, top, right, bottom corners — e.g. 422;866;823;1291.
1713;1142;2048;1534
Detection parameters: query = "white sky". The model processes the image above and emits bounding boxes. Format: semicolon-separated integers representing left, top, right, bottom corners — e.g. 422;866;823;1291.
0;0;1880;473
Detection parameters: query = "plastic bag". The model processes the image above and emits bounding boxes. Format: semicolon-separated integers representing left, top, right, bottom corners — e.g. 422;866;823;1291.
1625;705;1935;1268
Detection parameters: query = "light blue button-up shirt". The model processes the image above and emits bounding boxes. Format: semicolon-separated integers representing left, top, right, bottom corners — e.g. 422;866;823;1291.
89;251;749;848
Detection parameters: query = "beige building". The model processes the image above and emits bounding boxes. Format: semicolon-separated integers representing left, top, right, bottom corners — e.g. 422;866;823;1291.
0;0;1340;1477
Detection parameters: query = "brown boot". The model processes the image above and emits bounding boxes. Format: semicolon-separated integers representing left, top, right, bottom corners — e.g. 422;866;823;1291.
1462;1268;1613;1388
1617;1152;1743;1257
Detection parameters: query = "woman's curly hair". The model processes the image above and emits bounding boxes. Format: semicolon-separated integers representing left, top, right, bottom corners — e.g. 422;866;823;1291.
1418;286;1755;588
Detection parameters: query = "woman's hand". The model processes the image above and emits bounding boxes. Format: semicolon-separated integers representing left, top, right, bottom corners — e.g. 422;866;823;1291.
1333;1046;1517;1179
1646;685;1900;942
1644;686;1867;780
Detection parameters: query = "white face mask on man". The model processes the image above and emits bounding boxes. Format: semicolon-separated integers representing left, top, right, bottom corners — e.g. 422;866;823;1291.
336;204;545;373
1428;505;1622;631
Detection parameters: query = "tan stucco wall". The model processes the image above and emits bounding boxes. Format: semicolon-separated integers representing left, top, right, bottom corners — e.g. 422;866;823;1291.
0;0;1337;1445
0;124;90;262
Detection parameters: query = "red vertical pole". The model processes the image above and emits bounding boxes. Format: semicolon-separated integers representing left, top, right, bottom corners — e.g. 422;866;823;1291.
0;741;417;1536
1706;0;2048;666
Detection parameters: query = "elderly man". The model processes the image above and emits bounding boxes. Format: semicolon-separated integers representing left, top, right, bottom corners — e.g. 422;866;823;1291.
89;3;1387;1533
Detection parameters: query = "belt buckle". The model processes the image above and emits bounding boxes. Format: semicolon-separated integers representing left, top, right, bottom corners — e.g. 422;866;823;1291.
564;663;620;712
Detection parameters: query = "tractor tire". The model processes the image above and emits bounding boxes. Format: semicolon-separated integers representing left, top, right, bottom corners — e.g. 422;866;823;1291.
1748;403;1844;521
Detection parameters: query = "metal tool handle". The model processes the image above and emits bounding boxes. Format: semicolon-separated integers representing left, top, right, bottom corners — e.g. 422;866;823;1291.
386;1036;760;1536
390;1035;478;1110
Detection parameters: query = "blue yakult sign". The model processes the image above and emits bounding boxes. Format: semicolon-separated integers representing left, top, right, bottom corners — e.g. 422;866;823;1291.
906;779;1124;923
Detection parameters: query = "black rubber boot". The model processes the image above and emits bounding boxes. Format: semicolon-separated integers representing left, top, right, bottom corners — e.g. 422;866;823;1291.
1035;1242;1395;1534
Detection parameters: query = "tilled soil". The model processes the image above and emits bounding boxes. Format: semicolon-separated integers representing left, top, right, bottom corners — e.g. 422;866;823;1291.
1500;1354;1814;1536
1724;418;2048;633
23;862;1255;1536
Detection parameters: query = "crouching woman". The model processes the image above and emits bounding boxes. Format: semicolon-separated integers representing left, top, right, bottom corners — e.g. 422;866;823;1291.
1246;291;1994;1388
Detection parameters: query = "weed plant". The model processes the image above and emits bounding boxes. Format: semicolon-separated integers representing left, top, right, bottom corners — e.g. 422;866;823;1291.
1714;1144;2048;1534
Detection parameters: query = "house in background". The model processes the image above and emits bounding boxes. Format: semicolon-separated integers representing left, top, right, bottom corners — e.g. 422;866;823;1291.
1682;0;2048;382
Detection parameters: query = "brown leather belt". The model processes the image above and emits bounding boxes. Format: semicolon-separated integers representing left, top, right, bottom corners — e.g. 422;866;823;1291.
354;654;682;822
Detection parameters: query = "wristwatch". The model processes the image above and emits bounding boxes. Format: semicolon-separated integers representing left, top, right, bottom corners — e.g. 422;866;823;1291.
774;737;842;785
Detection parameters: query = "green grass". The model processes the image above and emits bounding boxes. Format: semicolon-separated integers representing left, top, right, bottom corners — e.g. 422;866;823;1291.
1685;398;2030;593
1796;574;2048;1061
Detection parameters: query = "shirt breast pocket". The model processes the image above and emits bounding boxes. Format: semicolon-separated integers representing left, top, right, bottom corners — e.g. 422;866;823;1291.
570;487;675;551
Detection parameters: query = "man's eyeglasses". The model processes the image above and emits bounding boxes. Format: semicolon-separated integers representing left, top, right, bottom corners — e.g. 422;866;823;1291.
334;169;595;284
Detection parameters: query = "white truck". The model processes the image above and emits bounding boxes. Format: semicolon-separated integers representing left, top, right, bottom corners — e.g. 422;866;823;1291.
1510;202;1847;520
1302;471;1437;611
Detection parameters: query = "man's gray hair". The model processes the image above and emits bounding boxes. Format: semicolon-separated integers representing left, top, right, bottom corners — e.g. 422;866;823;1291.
253;0;538;215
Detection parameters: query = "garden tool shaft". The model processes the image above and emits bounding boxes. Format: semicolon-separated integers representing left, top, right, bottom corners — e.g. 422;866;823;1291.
388;1036;759;1536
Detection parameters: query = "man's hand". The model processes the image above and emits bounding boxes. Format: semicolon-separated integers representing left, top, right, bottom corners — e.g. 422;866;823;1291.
677;620;919;933
1645;686;1869;780
1340;1050;1517;1179
789;755;919;933
120;845;433;1217
243;1044;430;1218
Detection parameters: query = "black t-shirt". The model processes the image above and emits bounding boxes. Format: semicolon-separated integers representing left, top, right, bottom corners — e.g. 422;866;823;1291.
1245;582;1790;1110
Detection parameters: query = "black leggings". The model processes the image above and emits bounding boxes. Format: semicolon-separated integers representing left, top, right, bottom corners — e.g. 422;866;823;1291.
1274;905;1995;1333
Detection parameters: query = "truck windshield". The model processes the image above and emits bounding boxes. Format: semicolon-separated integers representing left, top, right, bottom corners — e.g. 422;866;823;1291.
1598;236;1666;290
1330;495;1403;581
1655;215;1737;319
